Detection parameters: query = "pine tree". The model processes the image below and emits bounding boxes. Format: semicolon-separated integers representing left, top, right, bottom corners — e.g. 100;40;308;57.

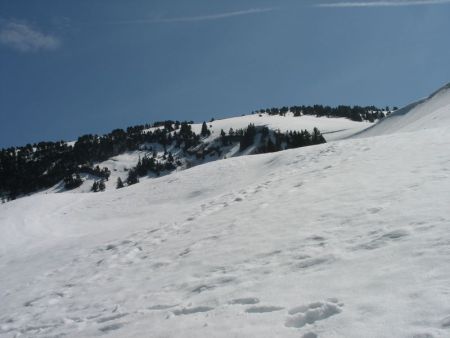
240;124;257;151
201;122;211;137
116;177;124;189
126;169;139;186
98;180;105;191
91;181;99;192
167;152;174;163
312;127;326;144
220;129;227;146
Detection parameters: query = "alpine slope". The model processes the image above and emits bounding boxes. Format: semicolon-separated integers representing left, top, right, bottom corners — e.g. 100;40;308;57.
1;84;450;338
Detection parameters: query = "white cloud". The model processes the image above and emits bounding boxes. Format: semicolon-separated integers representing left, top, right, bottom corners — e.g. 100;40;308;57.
0;22;60;52
108;8;275;25
317;0;450;7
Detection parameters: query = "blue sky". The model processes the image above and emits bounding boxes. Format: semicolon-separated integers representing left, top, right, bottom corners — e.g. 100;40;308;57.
1;0;450;148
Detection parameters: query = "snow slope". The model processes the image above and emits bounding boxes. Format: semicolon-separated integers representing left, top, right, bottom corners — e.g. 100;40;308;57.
188;113;372;142
50;114;371;195
356;83;450;137
1;88;450;338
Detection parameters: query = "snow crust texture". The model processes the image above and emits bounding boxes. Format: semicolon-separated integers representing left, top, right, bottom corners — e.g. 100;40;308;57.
1;87;450;337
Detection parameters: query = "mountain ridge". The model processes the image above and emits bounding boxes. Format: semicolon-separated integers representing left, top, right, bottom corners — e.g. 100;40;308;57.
355;82;450;138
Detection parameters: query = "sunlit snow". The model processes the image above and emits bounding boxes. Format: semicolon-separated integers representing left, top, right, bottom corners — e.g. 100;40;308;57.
1;85;450;337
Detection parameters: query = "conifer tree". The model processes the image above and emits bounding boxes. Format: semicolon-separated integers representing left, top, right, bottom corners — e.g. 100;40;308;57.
312;127;326;144
116;177;124;189
64;173;83;190
126;169;139;186
201;122;211;137
220;129;227;146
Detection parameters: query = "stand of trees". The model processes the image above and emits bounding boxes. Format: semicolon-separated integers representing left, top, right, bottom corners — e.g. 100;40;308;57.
64;173;83;190
0;120;203;200
91;180;105;192
0;118;328;199
220;124;326;154
79;165;111;180
253;105;388;122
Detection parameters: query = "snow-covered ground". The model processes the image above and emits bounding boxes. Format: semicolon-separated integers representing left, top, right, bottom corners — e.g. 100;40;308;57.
1;85;450;337
189;113;372;142
355;83;450;137
54;114;371;195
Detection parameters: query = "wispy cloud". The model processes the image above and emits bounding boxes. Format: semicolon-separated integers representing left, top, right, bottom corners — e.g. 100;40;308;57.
104;8;275;25
317;0;450;7
0;21;60;52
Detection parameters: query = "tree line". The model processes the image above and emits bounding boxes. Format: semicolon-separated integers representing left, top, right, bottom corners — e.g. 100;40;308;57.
0;120;199;200
252;104;396;122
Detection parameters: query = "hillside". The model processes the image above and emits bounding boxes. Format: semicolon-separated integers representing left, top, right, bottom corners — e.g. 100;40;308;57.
1;87;450;338
1;110;375;200
67;114;370;195
355;83;450;137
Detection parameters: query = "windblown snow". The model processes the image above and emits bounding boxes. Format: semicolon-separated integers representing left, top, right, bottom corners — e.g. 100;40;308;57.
1;85;450;338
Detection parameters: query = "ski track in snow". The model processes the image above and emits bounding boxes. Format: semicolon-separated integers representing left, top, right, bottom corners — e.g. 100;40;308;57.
2;87;450;337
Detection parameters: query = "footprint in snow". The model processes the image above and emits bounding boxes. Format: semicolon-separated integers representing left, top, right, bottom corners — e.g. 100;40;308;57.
99;323;124;333
96;313;128;324
411;334;434;338
245;305;284;313
302;333;318;338
229;297;260;305
357;229;409;250
179;248;191;257
367;207;382;214
147;304;178;310
441;315;450;327
285;299;343;328
172;306;214;316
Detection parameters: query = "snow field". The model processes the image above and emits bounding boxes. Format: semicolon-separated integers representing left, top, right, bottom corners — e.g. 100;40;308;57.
2;84;450;337
2;125;450;337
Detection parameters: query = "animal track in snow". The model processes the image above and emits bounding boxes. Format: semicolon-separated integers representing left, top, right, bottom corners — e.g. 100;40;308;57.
285;299;343;328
